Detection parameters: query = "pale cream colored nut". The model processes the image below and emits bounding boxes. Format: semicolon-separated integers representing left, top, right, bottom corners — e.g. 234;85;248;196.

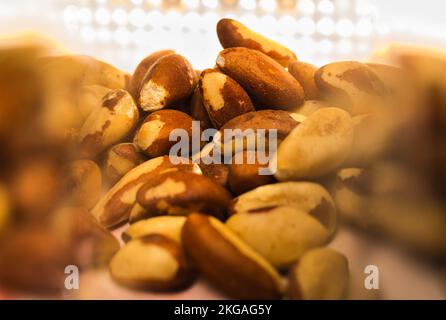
314;61;388;115
110;234;195;291
122;216;186;243
228;150;275;195
274;107;354;180
289;248;349;300
288;61;319;100
216;18;297;67
0;183;10;234
66;160;102;210
138;54;195;112
129;50;175;97
50;207;120;269
199;68;254;128
134;171;232;222
289;100;330;116
198;163;229;187
104;143;145;185
190;86;213;130
182;213;284;299
77;85;113;122
226;206;330;269
134;109;194;158
216;47;304;110
229;181;336;238
78;89;139;158
91;155;202;228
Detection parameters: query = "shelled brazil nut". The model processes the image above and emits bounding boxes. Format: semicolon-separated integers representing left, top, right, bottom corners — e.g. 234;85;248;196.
122;216;186;243
104;143;146;185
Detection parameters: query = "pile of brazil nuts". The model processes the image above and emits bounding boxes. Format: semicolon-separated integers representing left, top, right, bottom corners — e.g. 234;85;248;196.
1;19;446;299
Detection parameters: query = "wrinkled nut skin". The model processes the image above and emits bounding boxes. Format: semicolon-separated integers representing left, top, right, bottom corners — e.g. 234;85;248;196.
199;69;254;128
198;163;229;187
228;151;275;195
288;61;320;100
216;47;304;110
190;86;213;130
315;61;388;115
66;160;102;210
226;206;330;269
129;50;175;98
135;171;232;222
78;89;139;158
289;248;349;300
122;216;186;243
104;143;146;185
274;107;354;180
134;110;194;158
138;54;195;112
229;181;337;238
216;19;297;67
110;234;195;291
182;213;284;299
92;156;202;229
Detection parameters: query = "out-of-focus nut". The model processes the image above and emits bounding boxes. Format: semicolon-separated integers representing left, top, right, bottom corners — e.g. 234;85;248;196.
122;216;186;243
199;68;254;128
216;18;297;67
288;61;319;100
198;163;229;187
66;160;102;209
190;86;213;130
109;234;194;291
134;171;231;221
289;100;330;116
216;47;304;109
226;206;330;269
289;248;349;300
77;85;113;121
182;213;284;299
133;110;194;158
104;143;145;185
274;108;354;180
0;184;10;234
78;89;139;158
138;54;195;112
92;156;201;228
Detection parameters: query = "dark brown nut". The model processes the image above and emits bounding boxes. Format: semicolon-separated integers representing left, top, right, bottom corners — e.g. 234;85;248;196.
182;213;284;299
228;150;275;195
109;234;194;291
66;160;102;210
289;248;349;300
134;171;232;221
274;108;354;180
217;18;297;67
229;181;336;238
199;68;254;129
104;143;146;185
0;183;10;234
190;86;213;130
133;110;194;158
50;207;120;269
288;61;320;100
77;85;113;121
129;50;175;97
78;89;139;158
315;61;388;115
226;206;330;269
91;156;202;228
198;163;229;187
216;47;304;109
122;216;186;243
138;54;195;112
289;100;330;116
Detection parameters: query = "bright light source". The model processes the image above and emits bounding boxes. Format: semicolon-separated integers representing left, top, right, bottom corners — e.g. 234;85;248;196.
318;39;334;54
95;8;111;25
239;0;256;11
317;17;334;35
336;18;354;37
79;8;92;24
184;0;200;9
129;8;146;27
259;0;276;12
202;0;219;9
356;19;373;37
297;17;316;35
112;8;127;26
298;0;315;15
337;39;353;54
318;0;334;15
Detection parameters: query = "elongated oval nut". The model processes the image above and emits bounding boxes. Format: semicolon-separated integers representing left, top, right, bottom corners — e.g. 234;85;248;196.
274;107;354;180
289;248;349;300
315;61;388;115
104;143;146;185
129;50;175;97
135;171;232;221
217;19;297;67
138;54;195;112
229;181;336;238
122;216;186;243
216;47;304;109
91;156;202;228
288;61;319;100
199;69;254;128
134;110;194;158
226;206;330;269
182;213;284;299
110;234;194;291
190;86;213;130
77;85;113;121
66;160;102;210
78;89;139;158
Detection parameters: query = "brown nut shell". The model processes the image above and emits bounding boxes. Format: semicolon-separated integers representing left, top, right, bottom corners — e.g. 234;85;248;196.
288;61;320;100
66;159;102;209
198;163;229;187
104;143;146;185
190;86;213;130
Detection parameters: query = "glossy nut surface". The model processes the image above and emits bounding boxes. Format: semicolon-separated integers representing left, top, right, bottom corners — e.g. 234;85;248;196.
104;143;146;185
122;216;186;243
